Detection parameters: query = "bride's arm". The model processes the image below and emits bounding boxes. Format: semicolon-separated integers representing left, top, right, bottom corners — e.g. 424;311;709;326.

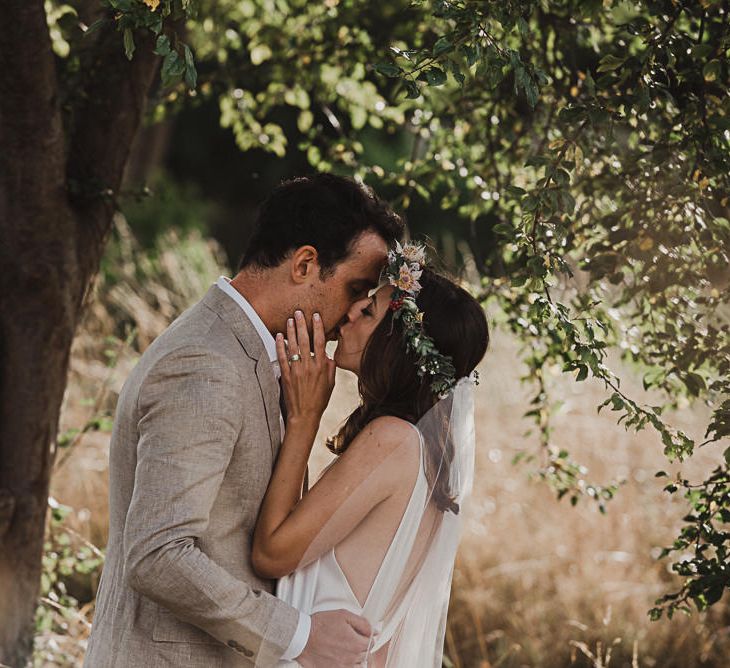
253;415;414;578
252;312;414;578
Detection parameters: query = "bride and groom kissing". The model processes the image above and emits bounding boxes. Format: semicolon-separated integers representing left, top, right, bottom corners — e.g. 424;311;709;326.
84;173;489;667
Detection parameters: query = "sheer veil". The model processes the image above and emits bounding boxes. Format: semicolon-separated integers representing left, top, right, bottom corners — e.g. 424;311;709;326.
280;375;476;667
379;375;476;666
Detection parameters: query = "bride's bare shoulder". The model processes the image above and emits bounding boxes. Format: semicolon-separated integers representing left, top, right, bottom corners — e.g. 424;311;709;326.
351;415;420;457
323;416;420;496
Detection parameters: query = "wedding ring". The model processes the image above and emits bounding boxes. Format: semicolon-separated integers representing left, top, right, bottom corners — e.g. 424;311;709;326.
289;353;302;362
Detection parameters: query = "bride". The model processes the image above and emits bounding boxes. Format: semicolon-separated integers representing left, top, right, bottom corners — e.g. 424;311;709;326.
252;243;489;667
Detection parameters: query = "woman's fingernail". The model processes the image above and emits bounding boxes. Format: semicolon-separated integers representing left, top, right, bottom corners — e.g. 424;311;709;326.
276;333;283;340
288;318;294;326
295;310;303;320
313;312;321;321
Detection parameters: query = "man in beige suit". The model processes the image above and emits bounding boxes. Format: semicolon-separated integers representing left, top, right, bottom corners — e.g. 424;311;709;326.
84;175;403;667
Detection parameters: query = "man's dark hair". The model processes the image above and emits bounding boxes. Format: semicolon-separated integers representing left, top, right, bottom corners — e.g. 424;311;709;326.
238;174;404;276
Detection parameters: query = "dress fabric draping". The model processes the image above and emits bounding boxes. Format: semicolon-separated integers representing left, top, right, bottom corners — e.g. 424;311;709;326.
276;378;476;667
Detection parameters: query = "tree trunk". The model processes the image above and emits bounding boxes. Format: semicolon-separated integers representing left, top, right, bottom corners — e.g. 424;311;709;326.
0;257;81;667
0;4;72;661
0;3;160;663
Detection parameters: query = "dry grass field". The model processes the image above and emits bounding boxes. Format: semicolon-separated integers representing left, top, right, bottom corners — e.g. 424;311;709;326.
41;229;730;667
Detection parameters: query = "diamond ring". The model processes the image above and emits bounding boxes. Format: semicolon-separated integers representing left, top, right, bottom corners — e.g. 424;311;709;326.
289;353;302;362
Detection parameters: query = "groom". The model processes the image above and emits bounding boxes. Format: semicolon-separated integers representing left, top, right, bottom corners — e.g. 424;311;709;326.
84;174;403;667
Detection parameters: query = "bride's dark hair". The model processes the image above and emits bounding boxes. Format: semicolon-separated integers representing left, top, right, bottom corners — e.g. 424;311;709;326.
326;268;489;513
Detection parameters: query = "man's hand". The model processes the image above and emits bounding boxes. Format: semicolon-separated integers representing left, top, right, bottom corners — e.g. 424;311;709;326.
296;609;372;667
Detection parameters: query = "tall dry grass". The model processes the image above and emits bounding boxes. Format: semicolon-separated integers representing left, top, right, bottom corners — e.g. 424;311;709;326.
44;222;730;666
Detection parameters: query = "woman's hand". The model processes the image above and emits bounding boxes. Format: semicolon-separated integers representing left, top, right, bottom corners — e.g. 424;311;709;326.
276;310;336;429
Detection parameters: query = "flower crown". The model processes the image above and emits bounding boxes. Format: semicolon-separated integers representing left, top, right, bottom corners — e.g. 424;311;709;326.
368;241;460;397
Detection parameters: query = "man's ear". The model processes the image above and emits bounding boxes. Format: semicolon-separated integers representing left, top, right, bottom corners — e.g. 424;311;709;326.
289;245;320;284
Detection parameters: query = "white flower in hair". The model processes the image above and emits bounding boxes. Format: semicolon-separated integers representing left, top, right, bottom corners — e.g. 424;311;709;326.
395;262;423;294
399;241;427;265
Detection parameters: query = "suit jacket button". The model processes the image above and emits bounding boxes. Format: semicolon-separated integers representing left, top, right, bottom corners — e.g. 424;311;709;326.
227;640;239;650
243;648;254;657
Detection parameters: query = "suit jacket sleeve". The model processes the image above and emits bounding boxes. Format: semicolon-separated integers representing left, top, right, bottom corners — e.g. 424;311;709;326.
122;344;299;665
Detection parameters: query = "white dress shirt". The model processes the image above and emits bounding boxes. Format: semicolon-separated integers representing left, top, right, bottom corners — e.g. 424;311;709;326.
216;277;311;661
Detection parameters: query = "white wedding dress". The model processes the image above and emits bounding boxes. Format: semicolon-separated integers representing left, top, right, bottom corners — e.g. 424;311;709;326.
276;379;476;667
277;424;429;665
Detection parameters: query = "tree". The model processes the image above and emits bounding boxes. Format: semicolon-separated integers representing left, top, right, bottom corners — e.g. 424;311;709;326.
0;2;168;663
0;0;728;662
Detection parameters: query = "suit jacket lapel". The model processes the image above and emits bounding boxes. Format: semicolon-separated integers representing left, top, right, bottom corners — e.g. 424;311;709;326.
255;357;282;457
202;285;281;457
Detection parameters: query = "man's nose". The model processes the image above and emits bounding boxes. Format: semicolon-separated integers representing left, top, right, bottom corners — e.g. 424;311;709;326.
335;309;355;334
345;299;366;323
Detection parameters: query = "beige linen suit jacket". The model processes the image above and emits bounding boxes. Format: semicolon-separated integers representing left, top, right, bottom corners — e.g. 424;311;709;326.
84;285;299;667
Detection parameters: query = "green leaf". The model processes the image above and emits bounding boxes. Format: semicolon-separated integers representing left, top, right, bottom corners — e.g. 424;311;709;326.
493;222;514;238
610;394;624;411
510;274;528;287
558;189;576;213
403;79;420;99
424;67;447;86
514;64;539;107
704;581;725;606
446;59;465;86
183;44;197;89
552;169;571;186
517;17;529;38
123;28;135;61
84;17;109;37
460;44;479;67
576;365;588;382
611;1;642;23
597;54;626;73
154;35;171;57
527;255;547;278
683;372;706;397
161;50;186;88
584;70;596;97
522;195;539;212
374;62;401;78
433;36;452;57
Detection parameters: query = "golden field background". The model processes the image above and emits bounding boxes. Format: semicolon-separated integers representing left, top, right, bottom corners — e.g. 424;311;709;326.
41;225;730;667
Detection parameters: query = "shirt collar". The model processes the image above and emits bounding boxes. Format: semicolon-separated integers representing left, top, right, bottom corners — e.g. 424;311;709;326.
216;277;278;369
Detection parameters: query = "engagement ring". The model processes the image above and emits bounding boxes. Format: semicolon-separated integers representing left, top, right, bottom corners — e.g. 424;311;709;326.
289;353;302;362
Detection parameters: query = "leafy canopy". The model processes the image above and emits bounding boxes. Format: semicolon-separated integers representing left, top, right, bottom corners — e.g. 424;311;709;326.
49;0;730;618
